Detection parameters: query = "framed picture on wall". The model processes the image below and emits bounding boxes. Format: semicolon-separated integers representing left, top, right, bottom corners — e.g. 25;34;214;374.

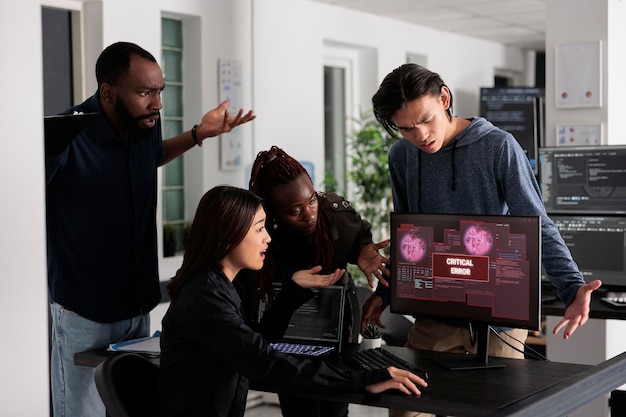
555;41;602;108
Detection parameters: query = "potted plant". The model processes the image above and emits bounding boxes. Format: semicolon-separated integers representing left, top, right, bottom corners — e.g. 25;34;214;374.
348;110;394;240
361;323;383;350
346;109;395;287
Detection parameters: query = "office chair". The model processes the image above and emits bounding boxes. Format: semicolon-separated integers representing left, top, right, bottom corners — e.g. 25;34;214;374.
94;353;160;417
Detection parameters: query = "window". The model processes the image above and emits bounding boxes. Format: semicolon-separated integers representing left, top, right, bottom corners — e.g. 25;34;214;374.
41;2;86;115
161;17;186;257
323;46;359;195
323;65;346;193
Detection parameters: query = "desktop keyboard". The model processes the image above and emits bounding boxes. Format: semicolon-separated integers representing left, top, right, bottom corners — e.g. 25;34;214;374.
601;296;626;308
343;348;428;379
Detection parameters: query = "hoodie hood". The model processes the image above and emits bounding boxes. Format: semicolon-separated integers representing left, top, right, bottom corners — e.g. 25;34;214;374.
443;117;498;192
448;117;499;149
416;117;496;200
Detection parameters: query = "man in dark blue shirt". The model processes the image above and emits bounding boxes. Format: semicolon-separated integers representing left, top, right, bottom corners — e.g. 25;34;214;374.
46;41;255;417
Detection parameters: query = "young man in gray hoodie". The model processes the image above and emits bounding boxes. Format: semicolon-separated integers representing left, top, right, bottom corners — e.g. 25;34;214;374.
361;64;601;416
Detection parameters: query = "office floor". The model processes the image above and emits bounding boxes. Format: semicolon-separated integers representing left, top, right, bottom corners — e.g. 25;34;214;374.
245;403;388;416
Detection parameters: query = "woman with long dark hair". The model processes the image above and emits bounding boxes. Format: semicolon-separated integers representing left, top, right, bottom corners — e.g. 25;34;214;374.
157;185;426;417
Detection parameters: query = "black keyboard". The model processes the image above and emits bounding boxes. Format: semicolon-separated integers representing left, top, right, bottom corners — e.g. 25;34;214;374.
343;348;428;379
601;296;626;308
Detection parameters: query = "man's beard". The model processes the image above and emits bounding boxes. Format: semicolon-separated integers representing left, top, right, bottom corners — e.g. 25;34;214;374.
114;98;158;138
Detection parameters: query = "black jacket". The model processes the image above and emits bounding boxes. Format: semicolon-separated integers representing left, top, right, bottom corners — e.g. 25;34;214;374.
158;267;388;417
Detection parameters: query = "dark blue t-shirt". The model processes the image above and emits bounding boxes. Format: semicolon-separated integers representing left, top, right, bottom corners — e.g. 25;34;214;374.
46;93;164;323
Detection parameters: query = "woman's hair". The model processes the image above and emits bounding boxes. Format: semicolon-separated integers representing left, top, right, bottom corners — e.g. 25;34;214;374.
372;63;453;139
166;185;262;301
95;41;157;87
249;146;334;293
249;145;311;205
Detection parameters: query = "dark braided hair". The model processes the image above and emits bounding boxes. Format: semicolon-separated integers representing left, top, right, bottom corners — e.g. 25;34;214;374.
249;146;335;295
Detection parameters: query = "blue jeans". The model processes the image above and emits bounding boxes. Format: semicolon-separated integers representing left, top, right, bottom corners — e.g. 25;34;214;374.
50;302;150;417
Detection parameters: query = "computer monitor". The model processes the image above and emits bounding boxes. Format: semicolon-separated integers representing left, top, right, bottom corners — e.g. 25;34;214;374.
281;284;345;346
480;87;544;174
544;214;626;289
390;212;542;370
262;283;346;352
538;145;626;214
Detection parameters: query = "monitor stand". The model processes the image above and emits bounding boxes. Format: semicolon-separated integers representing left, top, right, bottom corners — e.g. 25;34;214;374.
433;323;506;371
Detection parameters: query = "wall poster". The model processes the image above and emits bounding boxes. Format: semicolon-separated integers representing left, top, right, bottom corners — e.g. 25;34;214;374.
218;59;244;170
555;41;602;109
556;123;604;146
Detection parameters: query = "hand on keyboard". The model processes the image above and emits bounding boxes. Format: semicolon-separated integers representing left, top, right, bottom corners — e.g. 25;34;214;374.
364;363;428;396
343;348;428;380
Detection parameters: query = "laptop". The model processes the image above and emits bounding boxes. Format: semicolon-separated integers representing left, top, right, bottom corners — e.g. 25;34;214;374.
268;284;346;357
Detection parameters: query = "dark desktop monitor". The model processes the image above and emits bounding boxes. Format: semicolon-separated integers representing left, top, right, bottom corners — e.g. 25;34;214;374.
544;214;626;289
538;145;626;214
390;212;542;370
480;87;544;174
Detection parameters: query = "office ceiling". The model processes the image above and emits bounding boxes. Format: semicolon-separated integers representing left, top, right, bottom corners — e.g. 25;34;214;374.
311;0;546;51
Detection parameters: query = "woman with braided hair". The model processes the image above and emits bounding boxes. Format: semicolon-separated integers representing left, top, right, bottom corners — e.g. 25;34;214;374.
237;145;391;417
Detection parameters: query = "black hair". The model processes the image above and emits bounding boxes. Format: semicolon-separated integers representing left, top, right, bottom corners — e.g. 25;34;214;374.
167;185;263;301
372;63;453;139
95;41;157;87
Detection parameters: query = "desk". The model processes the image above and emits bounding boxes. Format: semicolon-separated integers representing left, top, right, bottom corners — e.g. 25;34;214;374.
543;290;626;417
76;346;626;417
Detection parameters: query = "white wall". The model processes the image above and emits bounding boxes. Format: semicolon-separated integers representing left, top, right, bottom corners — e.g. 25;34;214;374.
0;1;50;415
0;0;531;414
252;0;529;188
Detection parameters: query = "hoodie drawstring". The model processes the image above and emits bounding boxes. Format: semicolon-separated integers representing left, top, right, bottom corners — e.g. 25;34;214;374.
451;140;457;191
417;151;422;212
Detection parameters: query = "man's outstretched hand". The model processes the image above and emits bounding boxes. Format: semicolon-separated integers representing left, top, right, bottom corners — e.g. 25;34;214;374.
552;279;602;339
196;100;255;140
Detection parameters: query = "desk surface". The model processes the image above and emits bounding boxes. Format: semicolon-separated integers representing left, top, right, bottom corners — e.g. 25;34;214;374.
76;345;626;417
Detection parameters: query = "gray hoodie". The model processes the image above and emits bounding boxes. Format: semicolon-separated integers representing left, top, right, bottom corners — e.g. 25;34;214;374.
385;117;583;307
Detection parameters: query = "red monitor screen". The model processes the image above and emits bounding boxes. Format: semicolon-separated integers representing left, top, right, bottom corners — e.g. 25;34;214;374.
390;212;542;331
